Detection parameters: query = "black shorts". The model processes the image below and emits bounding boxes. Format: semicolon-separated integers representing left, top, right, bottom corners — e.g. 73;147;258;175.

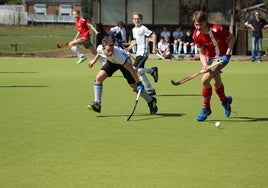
133;55;148;68
101;61;136;84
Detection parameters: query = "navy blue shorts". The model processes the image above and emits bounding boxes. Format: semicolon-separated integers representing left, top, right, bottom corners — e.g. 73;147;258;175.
133;55;148;68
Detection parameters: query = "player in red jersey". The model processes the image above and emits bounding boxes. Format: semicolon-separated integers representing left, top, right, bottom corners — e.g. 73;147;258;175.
69;9;99;64
192;10;235;121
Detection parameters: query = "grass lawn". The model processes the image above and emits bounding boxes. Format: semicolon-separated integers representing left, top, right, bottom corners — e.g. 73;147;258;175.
0;26;267;56
0;25;75;53
0;57;267;188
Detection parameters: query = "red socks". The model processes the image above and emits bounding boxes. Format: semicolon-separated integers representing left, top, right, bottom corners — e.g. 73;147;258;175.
214;84;228;103
202;84;228;108
202;88;212;109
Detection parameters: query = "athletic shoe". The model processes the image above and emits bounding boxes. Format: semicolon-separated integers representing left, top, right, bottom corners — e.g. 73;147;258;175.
87;102;101;113
151;67;159;83
196;108;212;121
148;97;158;114
76;56;87;64
147;89;156;96
222;96;232;117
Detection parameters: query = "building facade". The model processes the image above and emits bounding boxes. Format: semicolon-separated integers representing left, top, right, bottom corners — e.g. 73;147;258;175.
24;0;82;23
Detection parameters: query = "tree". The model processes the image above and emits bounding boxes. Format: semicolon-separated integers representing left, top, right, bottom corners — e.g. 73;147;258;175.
5;0;21;4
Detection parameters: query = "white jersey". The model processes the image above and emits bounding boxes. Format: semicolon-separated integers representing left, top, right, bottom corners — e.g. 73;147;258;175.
157;41;169;51
96;45;107;65
98;45;130;65
132;25;153;57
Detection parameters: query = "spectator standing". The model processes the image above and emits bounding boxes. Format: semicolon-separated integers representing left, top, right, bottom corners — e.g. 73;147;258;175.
245;10;268;62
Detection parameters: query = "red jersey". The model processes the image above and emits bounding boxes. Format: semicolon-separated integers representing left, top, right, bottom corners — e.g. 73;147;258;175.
75;17;90;39
193;23;230;57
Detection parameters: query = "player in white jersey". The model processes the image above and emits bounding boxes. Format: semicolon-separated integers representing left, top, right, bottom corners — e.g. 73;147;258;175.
93;44;107;65
87;36;158;114
126;12;158;96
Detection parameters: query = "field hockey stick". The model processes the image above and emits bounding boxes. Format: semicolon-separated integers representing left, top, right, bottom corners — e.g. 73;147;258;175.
171;60;222;86
127;89;142;121
56;42;69;48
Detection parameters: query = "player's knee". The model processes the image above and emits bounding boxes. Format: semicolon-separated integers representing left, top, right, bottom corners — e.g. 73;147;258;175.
95;75;104;83
95;76;103;83
95;71;107;83
68;42;74;47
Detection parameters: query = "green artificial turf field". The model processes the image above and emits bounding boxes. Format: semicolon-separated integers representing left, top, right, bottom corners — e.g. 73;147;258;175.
0;57;268;188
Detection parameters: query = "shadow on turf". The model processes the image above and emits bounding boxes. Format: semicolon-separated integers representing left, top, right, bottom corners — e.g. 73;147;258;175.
0;85;50;88
98;112;185;121
230;116;268;122
207;116;268;123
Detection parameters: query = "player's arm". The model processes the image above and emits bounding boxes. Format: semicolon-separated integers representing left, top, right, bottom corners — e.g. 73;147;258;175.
125;39;137;52
244;21;254;31
226;33;235;55
157;48;162;55
88;23;100;35
88;54;100;68
149;33;157;54
198;46;209;70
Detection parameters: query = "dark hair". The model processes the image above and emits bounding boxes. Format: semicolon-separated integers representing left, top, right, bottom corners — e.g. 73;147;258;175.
118;21;124;26
192;10;207;23
102;36;114;48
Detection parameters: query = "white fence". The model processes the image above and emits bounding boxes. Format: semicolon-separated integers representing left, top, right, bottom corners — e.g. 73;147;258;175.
27;14;74;23
0;5;28;25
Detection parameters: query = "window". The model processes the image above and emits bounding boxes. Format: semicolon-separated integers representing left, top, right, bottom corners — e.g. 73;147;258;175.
34;4;46;15
59;4;72;16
